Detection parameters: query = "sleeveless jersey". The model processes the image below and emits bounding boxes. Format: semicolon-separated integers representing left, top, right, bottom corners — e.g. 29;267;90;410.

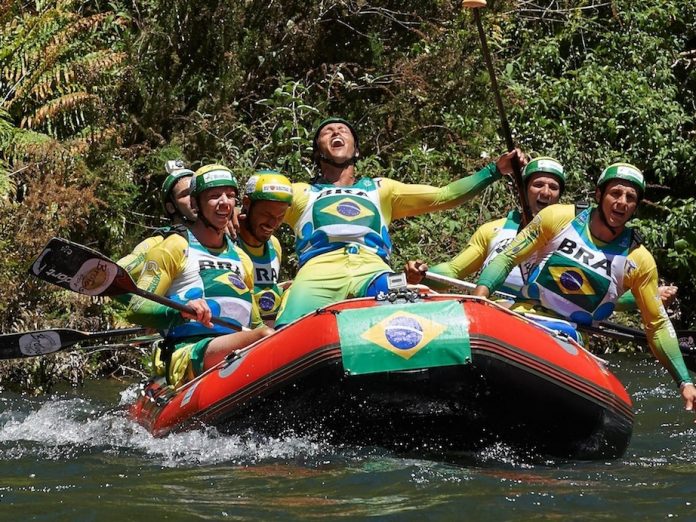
238;236;283;319
523;207;635;325
166;230;254;338
293;178;392;266
480;210;531;296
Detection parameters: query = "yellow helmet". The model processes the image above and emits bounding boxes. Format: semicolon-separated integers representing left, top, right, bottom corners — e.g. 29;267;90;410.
244;170;293;204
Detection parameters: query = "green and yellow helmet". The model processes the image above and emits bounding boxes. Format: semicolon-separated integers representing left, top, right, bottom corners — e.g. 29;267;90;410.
597;163;645;197
161;168;195;211
244;170;293;204
190;164;238;197
522;157;566;192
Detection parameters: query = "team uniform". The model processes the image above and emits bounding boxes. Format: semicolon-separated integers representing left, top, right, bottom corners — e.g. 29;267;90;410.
430;208;638;309
117;227;172;280
476;204;691;385
275;163;503;326
430;210;530;297
122;228;262;387
238;235;284;321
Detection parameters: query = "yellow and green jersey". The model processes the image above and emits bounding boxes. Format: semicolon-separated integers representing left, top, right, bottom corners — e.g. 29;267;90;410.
430;210;530;296
275;163;503;326
122;228;263;337
284;163;502;267
238;235;284;319
117;227;173;280
431;208;639;308
477;204;690;385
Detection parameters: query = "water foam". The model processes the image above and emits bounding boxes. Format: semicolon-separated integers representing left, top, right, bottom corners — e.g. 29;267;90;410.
0;394;328;467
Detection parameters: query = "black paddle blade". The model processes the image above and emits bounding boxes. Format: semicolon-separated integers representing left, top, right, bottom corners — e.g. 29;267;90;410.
0;327;150;360
28;238;137;297
0;329;77;358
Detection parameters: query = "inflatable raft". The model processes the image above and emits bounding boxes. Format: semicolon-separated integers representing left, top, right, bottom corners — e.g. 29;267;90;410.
129;291;633;459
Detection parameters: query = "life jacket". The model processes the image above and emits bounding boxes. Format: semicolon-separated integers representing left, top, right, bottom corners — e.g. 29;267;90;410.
522;207;639;325
165;229;254;338
480;210;533;297
293;178;392;266
238;236;283;319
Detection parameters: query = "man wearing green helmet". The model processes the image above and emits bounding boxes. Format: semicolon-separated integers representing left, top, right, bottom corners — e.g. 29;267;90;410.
237;170;293;323
405;156;566;297
274;117;524;327
117;161;197;279
121;164;272;388
472;162;696;414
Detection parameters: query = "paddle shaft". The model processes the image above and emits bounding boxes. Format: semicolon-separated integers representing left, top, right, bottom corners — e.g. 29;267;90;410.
424;271;515;300
132;288;248;332
75;327;147;342
471;8;533;225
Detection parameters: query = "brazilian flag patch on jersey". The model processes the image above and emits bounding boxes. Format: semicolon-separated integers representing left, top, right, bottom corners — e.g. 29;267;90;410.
314;196;381;229
338;301;471;375
535;253;610;311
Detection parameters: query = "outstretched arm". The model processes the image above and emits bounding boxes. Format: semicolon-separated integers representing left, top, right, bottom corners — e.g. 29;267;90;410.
386;150;524;221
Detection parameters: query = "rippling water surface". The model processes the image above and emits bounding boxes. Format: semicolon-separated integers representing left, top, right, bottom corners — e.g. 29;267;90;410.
1;354;694;521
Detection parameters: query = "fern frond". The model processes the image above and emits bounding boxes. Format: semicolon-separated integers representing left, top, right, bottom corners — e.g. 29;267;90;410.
23;91;98;129
27;50;126;101
65;124;121;154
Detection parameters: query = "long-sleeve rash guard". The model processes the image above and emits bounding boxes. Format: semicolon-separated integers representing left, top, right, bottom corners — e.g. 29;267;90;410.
284;163;502;231
477;204;690;386
122;232;263;332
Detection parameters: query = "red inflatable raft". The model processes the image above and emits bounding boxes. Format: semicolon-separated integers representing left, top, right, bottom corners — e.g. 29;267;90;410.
129;292;633;459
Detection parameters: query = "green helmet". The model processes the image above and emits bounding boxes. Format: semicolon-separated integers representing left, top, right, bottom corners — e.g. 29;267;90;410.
522;157;565;190
161;168;195;211
190;164;238;197
312;117;359;162
597;163;645;197
244;170;293;204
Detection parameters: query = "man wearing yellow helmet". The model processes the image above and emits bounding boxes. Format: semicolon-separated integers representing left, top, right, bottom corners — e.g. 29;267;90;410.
471;162;696;415
237;170;293;323
274;117;525;327
121;164;272;388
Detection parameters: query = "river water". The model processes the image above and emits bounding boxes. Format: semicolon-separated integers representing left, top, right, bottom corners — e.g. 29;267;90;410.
1;354;694;521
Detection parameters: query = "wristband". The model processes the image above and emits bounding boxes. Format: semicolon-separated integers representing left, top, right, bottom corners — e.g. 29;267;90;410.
679;381;694;390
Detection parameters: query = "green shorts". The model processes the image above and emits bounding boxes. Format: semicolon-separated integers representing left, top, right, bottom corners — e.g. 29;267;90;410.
275;247;390;326
153;336;214;389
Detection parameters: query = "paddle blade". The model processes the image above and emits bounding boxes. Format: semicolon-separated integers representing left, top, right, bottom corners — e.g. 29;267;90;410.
0;327;150;360
0;329;81;359
28;238;137;297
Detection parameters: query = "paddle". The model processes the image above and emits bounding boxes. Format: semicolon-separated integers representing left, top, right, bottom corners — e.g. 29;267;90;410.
0;327;151;359
28;237;247;332
422;271;696;372
463;0;533;225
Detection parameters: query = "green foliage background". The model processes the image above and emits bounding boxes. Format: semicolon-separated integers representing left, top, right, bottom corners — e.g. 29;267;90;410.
1;0;695;385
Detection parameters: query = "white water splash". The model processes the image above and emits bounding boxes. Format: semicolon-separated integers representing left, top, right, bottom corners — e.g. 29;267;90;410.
0;394;329;467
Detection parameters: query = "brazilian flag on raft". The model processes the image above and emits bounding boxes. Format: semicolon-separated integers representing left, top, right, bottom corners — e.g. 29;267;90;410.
338;301;471;376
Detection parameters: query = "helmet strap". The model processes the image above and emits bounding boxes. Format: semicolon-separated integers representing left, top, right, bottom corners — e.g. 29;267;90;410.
194;195;226;233
596;187;620;237
313;153;359;184
169;199;195;225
